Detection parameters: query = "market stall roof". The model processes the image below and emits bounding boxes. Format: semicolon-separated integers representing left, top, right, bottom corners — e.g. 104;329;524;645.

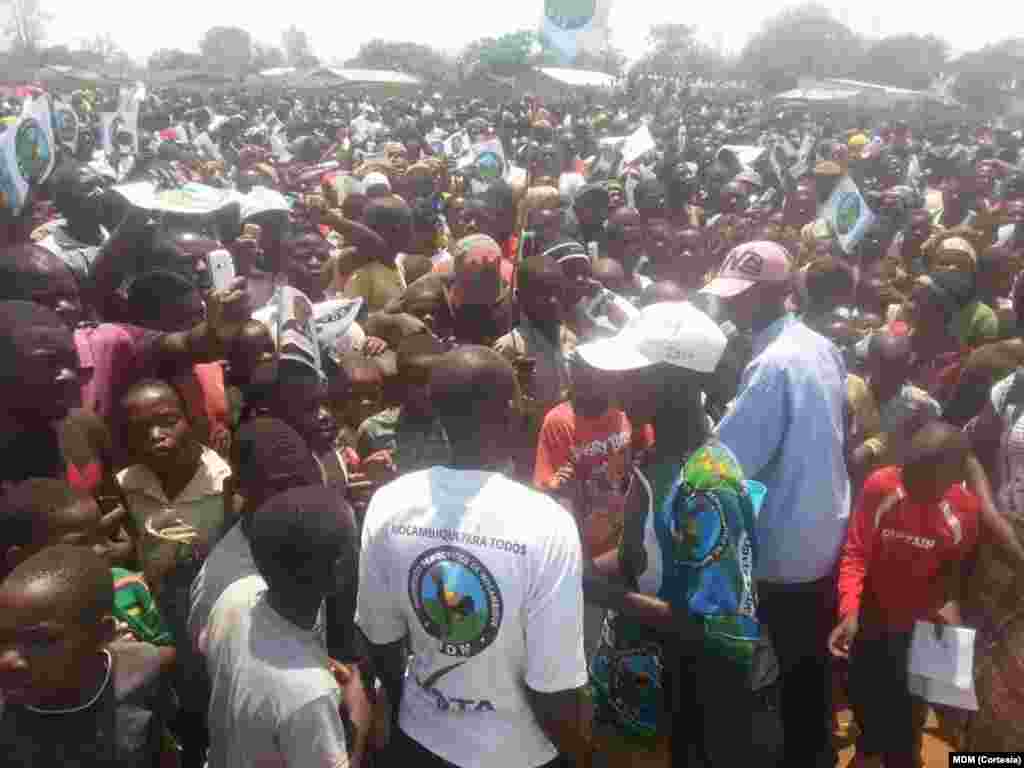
775;86;863;102
306;68;421;86
37;64;121;85
148;69;239;88
535;67;616;89
826;77;930;100
257;67;298;79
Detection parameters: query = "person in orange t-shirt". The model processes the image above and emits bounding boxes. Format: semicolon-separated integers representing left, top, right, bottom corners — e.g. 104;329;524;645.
534;353;652;558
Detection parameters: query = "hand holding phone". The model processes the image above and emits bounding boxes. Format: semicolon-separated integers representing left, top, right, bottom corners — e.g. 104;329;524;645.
207;249;237;292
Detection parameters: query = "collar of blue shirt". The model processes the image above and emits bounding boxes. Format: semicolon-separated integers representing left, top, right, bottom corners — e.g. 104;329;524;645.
751;313;796;358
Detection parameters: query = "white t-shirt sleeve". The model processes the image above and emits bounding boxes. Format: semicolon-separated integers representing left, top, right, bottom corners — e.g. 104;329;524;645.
279;694;350;768
523;500;587;693
991;372;1016;415
356;496;407;645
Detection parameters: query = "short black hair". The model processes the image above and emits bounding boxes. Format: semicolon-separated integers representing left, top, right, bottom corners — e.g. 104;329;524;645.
2;544;113;626
803;257;855;310
121;377;182;408
249;486;356;594
478;180;516;215
430;346;515;443
0;478;79;548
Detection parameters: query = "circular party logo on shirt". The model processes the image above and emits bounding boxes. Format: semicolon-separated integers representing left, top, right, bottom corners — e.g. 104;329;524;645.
409;546;503;658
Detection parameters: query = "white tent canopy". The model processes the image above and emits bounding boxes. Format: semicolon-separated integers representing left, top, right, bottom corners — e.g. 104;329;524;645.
535;67;616;89
306;68;421;86
257;67;298;79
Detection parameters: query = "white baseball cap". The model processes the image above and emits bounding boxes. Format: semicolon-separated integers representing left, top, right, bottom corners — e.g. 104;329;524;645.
575;301;727;373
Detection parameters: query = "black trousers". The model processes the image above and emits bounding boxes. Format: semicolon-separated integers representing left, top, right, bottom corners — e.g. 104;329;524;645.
758;573;838;768
387;727;570;768
668;651;759;768
848;629;921;768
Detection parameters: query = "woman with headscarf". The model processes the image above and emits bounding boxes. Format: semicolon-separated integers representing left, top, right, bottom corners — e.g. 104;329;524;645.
922;235;1000;347
904;271;978;405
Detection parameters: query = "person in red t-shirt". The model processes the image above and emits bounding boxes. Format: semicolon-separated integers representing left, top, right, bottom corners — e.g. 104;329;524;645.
534;353;652;558
830;422;979;768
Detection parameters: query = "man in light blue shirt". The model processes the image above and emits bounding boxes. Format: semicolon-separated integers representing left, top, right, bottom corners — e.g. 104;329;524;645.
704;240;849;768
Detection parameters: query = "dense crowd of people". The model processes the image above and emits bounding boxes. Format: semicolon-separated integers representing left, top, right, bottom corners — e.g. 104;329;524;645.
1;79;1024;768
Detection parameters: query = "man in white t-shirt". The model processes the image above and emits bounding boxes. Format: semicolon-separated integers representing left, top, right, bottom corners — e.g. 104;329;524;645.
188;417;323;656
357;346;591;768
205;485;365;768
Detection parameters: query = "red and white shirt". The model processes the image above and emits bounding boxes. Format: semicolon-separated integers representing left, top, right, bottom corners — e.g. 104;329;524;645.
838;466;979;631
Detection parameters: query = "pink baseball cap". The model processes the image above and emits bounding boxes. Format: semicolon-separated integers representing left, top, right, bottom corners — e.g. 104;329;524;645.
701;240;793;299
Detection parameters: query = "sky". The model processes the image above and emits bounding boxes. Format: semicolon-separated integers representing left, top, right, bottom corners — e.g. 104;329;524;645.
38;0;1006;65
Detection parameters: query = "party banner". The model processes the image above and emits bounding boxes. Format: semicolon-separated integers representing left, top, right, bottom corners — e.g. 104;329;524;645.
457;138;506;181
820;176;875;255
112;181;235;214
276;286;323;377
252;294;363;369
0;93;57;215
619;123;655;167
52;98;80;155
540;0;612;63
0;127;24;215
229;185;291;221
442;130;471;162
99;81;145;155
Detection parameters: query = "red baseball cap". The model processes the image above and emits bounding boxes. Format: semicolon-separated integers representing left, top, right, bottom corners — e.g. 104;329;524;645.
701;240;793;299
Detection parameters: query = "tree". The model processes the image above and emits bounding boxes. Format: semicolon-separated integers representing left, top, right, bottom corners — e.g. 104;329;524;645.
572;45;627;76
856;34;949;90
737;3;864;89
40;43;74;65
347;39;454;82
460;30;540;77
199;25;252;78
950;39;1024;112
148;47;204;72
630;23;728;79
281;25;317;68
251;42;287;72
79;33;122;64
3;0;50;57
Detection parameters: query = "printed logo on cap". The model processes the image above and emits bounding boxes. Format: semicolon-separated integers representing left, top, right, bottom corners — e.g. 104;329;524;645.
409;546;503;658
722;248;764;278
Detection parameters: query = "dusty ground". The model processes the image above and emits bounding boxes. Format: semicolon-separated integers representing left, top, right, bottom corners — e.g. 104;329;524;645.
836;707;957;767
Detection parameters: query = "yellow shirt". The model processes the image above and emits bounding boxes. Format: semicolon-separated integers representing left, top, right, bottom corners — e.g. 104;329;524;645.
343;260;405;312
847;374;941;467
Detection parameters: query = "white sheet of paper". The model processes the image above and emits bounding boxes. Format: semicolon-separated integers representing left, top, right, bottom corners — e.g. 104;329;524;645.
908;673;978;711
909;621;977;695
